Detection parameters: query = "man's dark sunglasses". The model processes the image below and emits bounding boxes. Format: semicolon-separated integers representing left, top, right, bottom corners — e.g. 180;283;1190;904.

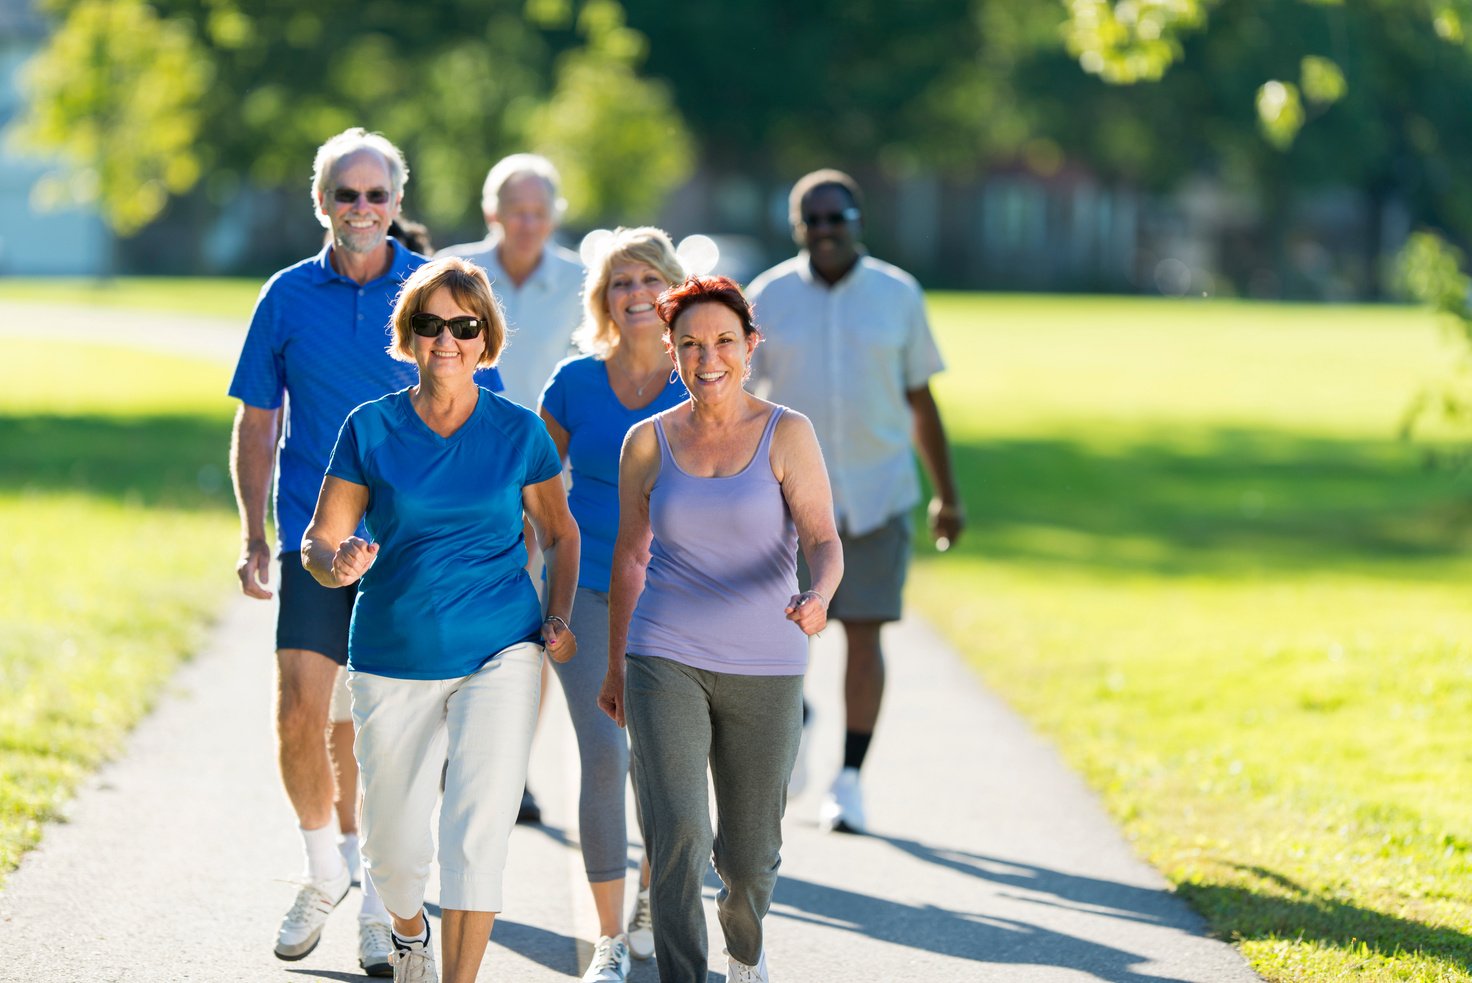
409;313;482;340
802;206;861;227
331;187;392;205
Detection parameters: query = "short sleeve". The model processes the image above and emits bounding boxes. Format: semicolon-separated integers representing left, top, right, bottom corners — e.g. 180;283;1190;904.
524;414;563;487
901;285;945;390
325;411;366;486
538;358;572;427
227;281;286;408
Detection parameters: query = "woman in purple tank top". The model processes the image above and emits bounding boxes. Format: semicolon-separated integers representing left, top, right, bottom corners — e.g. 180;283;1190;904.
599;275;843;983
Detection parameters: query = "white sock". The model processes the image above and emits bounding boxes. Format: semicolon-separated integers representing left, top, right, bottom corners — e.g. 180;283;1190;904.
338;832;359;862
393;922;429;948
301;819;345;884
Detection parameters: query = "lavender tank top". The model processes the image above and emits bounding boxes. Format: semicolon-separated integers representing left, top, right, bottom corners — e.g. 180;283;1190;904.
627;406;807;675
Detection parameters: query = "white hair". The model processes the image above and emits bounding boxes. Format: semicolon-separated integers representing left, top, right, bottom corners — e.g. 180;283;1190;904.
311;127;409;228
481;153;567;220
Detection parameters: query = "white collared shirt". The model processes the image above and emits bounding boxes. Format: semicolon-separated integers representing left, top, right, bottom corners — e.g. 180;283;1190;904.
748;253;945;536
437;236;584;409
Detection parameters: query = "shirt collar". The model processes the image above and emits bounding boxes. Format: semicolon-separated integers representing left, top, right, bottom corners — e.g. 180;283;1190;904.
312;238;417;287
797;248;867;289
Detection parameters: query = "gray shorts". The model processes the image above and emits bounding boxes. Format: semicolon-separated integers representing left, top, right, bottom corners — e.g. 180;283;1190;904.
798;512;911;624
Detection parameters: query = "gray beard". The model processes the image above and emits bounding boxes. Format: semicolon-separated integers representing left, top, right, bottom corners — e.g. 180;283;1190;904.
335;229;386;255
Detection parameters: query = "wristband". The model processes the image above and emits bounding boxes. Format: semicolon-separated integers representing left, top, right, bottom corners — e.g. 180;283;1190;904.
543;614;570;633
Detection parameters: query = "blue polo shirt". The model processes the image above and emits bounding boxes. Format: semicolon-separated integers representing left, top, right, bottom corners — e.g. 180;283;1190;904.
228;240;503;555
326;388;562;679
538;355;688;592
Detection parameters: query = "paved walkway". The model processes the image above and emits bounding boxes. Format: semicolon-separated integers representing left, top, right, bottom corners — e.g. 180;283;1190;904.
0;301;1262;981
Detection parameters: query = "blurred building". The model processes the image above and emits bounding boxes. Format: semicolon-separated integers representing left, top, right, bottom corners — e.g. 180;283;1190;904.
0;0;112;275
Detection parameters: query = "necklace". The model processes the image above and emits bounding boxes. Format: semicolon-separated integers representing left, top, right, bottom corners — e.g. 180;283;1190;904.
612;359;667;397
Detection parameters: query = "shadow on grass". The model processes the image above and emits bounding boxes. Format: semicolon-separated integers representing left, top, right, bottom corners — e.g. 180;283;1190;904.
1181;865;1472;971
938;426;1472;576
0;412;235;510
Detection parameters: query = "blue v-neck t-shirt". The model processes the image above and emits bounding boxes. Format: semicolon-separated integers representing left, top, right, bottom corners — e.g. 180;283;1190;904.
326;387;562;680
538;355;689;592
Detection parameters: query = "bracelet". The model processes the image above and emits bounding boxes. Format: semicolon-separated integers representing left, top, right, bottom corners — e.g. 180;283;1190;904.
800;589;829;608
543;614;570;632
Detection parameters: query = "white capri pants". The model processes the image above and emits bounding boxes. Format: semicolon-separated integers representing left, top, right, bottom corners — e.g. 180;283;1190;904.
349;642;542;915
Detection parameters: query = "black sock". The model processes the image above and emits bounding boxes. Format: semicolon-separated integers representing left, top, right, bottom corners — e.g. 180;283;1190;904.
843;730;873;771
801;698;812;727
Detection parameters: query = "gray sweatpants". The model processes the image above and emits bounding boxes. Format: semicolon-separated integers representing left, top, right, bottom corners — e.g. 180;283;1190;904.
624;654;803;983
550;587;634;882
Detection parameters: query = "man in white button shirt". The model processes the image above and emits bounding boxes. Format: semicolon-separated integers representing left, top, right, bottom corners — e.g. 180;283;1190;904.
438;153;584;409
440;154;584;827
748;168;965;835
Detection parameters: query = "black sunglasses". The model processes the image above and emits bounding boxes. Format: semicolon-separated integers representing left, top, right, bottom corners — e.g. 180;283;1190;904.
802;206;861;227
409;313;482;340
331;187;392;205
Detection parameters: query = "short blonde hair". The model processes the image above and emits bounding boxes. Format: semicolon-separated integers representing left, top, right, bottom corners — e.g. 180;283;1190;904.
574;227;684;358
388;257;506;369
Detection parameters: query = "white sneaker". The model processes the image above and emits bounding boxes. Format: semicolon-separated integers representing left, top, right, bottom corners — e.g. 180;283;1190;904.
359;916;394;978
581;934;630;982
625;888;654;960
273;864;351;960
726;948;771;983
390;938;437;983
818;767;867;834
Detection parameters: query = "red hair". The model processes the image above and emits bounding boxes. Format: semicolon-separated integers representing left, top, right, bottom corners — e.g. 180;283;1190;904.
656;275;761;339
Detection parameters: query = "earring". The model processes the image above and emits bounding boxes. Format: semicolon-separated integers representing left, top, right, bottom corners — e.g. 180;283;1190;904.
669;367;680;384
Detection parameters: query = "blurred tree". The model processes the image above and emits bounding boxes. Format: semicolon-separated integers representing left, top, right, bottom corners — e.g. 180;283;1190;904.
11;0;693;235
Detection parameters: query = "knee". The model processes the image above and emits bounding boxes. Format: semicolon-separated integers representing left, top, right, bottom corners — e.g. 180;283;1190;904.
715;847;780;894
277;690;329;745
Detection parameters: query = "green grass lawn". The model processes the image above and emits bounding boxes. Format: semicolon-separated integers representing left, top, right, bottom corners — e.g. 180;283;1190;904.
913;293;1472;981
0;343;239;878
0;276;260;320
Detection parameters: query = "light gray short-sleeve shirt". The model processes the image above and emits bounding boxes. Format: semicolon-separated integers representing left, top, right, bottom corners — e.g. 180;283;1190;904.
748;253;945;536
437;237;584;409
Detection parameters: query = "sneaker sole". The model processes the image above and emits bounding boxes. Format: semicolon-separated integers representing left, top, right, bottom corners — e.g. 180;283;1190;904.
360;956;394;977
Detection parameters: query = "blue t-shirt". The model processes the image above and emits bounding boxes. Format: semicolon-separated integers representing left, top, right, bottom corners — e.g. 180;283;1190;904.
227;240;503;555
538;355;688;592
325;387;561;680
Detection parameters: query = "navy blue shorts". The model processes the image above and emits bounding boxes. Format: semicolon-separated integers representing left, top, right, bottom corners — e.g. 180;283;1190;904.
276;552;356;665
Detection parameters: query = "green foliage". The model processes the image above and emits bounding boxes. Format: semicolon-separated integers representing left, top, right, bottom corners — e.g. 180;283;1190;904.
10;0;212;235
915;292;1472;981
1395;232;1472;453
526;0;692;224
11;0;694;234
1061;0;1210;83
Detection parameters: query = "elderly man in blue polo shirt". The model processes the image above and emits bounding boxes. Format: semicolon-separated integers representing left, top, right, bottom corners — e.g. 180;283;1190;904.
749;168;965;838
228;127;501;976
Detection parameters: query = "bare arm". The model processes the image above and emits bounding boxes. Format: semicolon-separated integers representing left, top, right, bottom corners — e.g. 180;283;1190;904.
523;473;580;663
301;476;375;588
538;405;572;461
230;404;281;599
772;410;844;636
598;421;660;727
906;384;965;550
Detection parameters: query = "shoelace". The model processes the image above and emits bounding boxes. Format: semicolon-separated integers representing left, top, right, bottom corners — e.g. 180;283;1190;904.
283;884;334;926
392;945;434;983
588;937;627;974
727;954;763;983
361;920;394;956
628;896;653;933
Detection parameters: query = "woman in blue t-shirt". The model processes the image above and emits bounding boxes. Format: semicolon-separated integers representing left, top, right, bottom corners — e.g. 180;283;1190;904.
302;256;580;982
535;227;688;977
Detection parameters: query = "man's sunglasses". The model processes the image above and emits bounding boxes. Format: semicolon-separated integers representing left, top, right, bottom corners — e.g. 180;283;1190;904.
802;206;861;227
331;187;392;205
409;313;482;340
